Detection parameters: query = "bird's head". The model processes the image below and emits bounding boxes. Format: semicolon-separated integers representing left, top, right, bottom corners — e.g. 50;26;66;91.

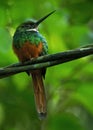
17;10;55;32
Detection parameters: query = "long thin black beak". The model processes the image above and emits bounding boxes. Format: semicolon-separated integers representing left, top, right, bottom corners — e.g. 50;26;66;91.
34;10;56;27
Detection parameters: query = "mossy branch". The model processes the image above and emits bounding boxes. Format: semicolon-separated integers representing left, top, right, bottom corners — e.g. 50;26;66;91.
0;44;93;79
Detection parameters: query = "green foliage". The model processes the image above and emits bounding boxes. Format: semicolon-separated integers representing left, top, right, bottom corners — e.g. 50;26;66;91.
0;0;93;130
45;113;85;130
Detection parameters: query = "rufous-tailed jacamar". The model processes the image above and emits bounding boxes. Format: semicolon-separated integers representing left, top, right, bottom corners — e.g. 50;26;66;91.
12;10;55;119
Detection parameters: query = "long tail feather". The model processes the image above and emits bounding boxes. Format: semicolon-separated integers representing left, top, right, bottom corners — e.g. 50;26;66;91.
31;71;47;119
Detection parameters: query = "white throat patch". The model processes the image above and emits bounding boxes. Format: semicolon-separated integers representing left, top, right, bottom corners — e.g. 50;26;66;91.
26;28;38;32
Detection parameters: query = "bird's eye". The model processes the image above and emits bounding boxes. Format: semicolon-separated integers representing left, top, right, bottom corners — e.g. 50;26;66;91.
25;24;31;27
20;23;30;28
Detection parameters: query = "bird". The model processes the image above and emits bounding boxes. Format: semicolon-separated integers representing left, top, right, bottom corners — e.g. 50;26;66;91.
12;10;55;119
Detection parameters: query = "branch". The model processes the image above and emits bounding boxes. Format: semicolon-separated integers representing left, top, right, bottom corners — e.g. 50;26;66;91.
0;45;93;79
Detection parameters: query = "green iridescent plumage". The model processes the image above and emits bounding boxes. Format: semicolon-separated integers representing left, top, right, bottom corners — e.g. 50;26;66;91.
13;29;48;55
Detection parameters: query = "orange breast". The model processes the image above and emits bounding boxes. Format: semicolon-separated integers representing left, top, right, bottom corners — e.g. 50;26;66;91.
13;42;43;62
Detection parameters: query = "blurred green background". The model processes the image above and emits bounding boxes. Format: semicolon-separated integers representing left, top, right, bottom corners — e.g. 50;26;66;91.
0;0;93;130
